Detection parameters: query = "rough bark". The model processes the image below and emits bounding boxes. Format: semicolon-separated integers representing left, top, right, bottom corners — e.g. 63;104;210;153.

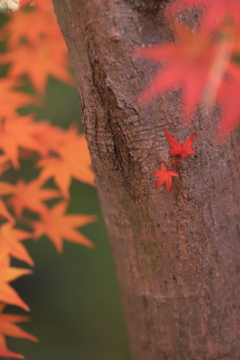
53;1;240;359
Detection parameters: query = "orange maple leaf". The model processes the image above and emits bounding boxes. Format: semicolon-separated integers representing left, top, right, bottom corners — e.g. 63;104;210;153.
0;199;14;224
31;201;96;252
0;304;37;359
1;9;48;48
0;305;37;342
0;344;23;359
0;253;31;311
0;156;10;176
0;39;73;94
0;79;35;118
7;178;61;218
36;129;95;197
0;182;15;196
0;116;47;168
31;122;66;154
1;7;60;48
0;223;34;266
153;163;178;191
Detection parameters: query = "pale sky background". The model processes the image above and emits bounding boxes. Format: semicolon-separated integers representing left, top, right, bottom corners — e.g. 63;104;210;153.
0;0;20;10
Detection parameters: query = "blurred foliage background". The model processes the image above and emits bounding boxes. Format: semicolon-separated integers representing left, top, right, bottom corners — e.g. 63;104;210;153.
3;65;132;359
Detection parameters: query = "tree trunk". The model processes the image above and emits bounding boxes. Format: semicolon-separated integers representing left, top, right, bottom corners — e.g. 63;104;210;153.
53;1;240;359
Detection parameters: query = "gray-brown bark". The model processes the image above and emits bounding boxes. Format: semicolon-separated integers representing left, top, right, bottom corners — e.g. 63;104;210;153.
53;1;240;359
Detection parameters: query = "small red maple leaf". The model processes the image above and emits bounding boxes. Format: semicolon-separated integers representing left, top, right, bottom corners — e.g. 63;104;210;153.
164;129;197;159
153;163;178;191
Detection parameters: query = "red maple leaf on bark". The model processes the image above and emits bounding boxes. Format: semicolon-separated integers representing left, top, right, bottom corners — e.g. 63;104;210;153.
216;63;240;140
134;22;223;120
153;164;178;191
164;129;197;159
167;0;240;31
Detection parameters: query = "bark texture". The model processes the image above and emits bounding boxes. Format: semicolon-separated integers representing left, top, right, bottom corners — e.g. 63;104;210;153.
53;1;240;359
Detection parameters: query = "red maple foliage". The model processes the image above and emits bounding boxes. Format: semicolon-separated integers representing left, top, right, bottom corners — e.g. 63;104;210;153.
134;22;220;120
134;1;240;138
153;164;178;191
216;63;240;140
167;0;240;31
164;129;197;159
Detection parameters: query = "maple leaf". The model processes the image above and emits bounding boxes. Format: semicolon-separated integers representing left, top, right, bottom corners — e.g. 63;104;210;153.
0;155;10;176
134;22;227;120
0;116;47;168
167;0;240;32
1;9;47;48
0;79;35;118
31;122;66;154
1;7;57;48
222;21;240;56
31;201;96;252
216;63;240;140
7;178;61;218
0;199;14;224
153;164;178;191
0;39;73;94
0;252;31;311
0;304;37;359
0;306;37;342
0;344;23;359
0;223;34;266
0;182;15;196
36;128;95;197
164;129;197;159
